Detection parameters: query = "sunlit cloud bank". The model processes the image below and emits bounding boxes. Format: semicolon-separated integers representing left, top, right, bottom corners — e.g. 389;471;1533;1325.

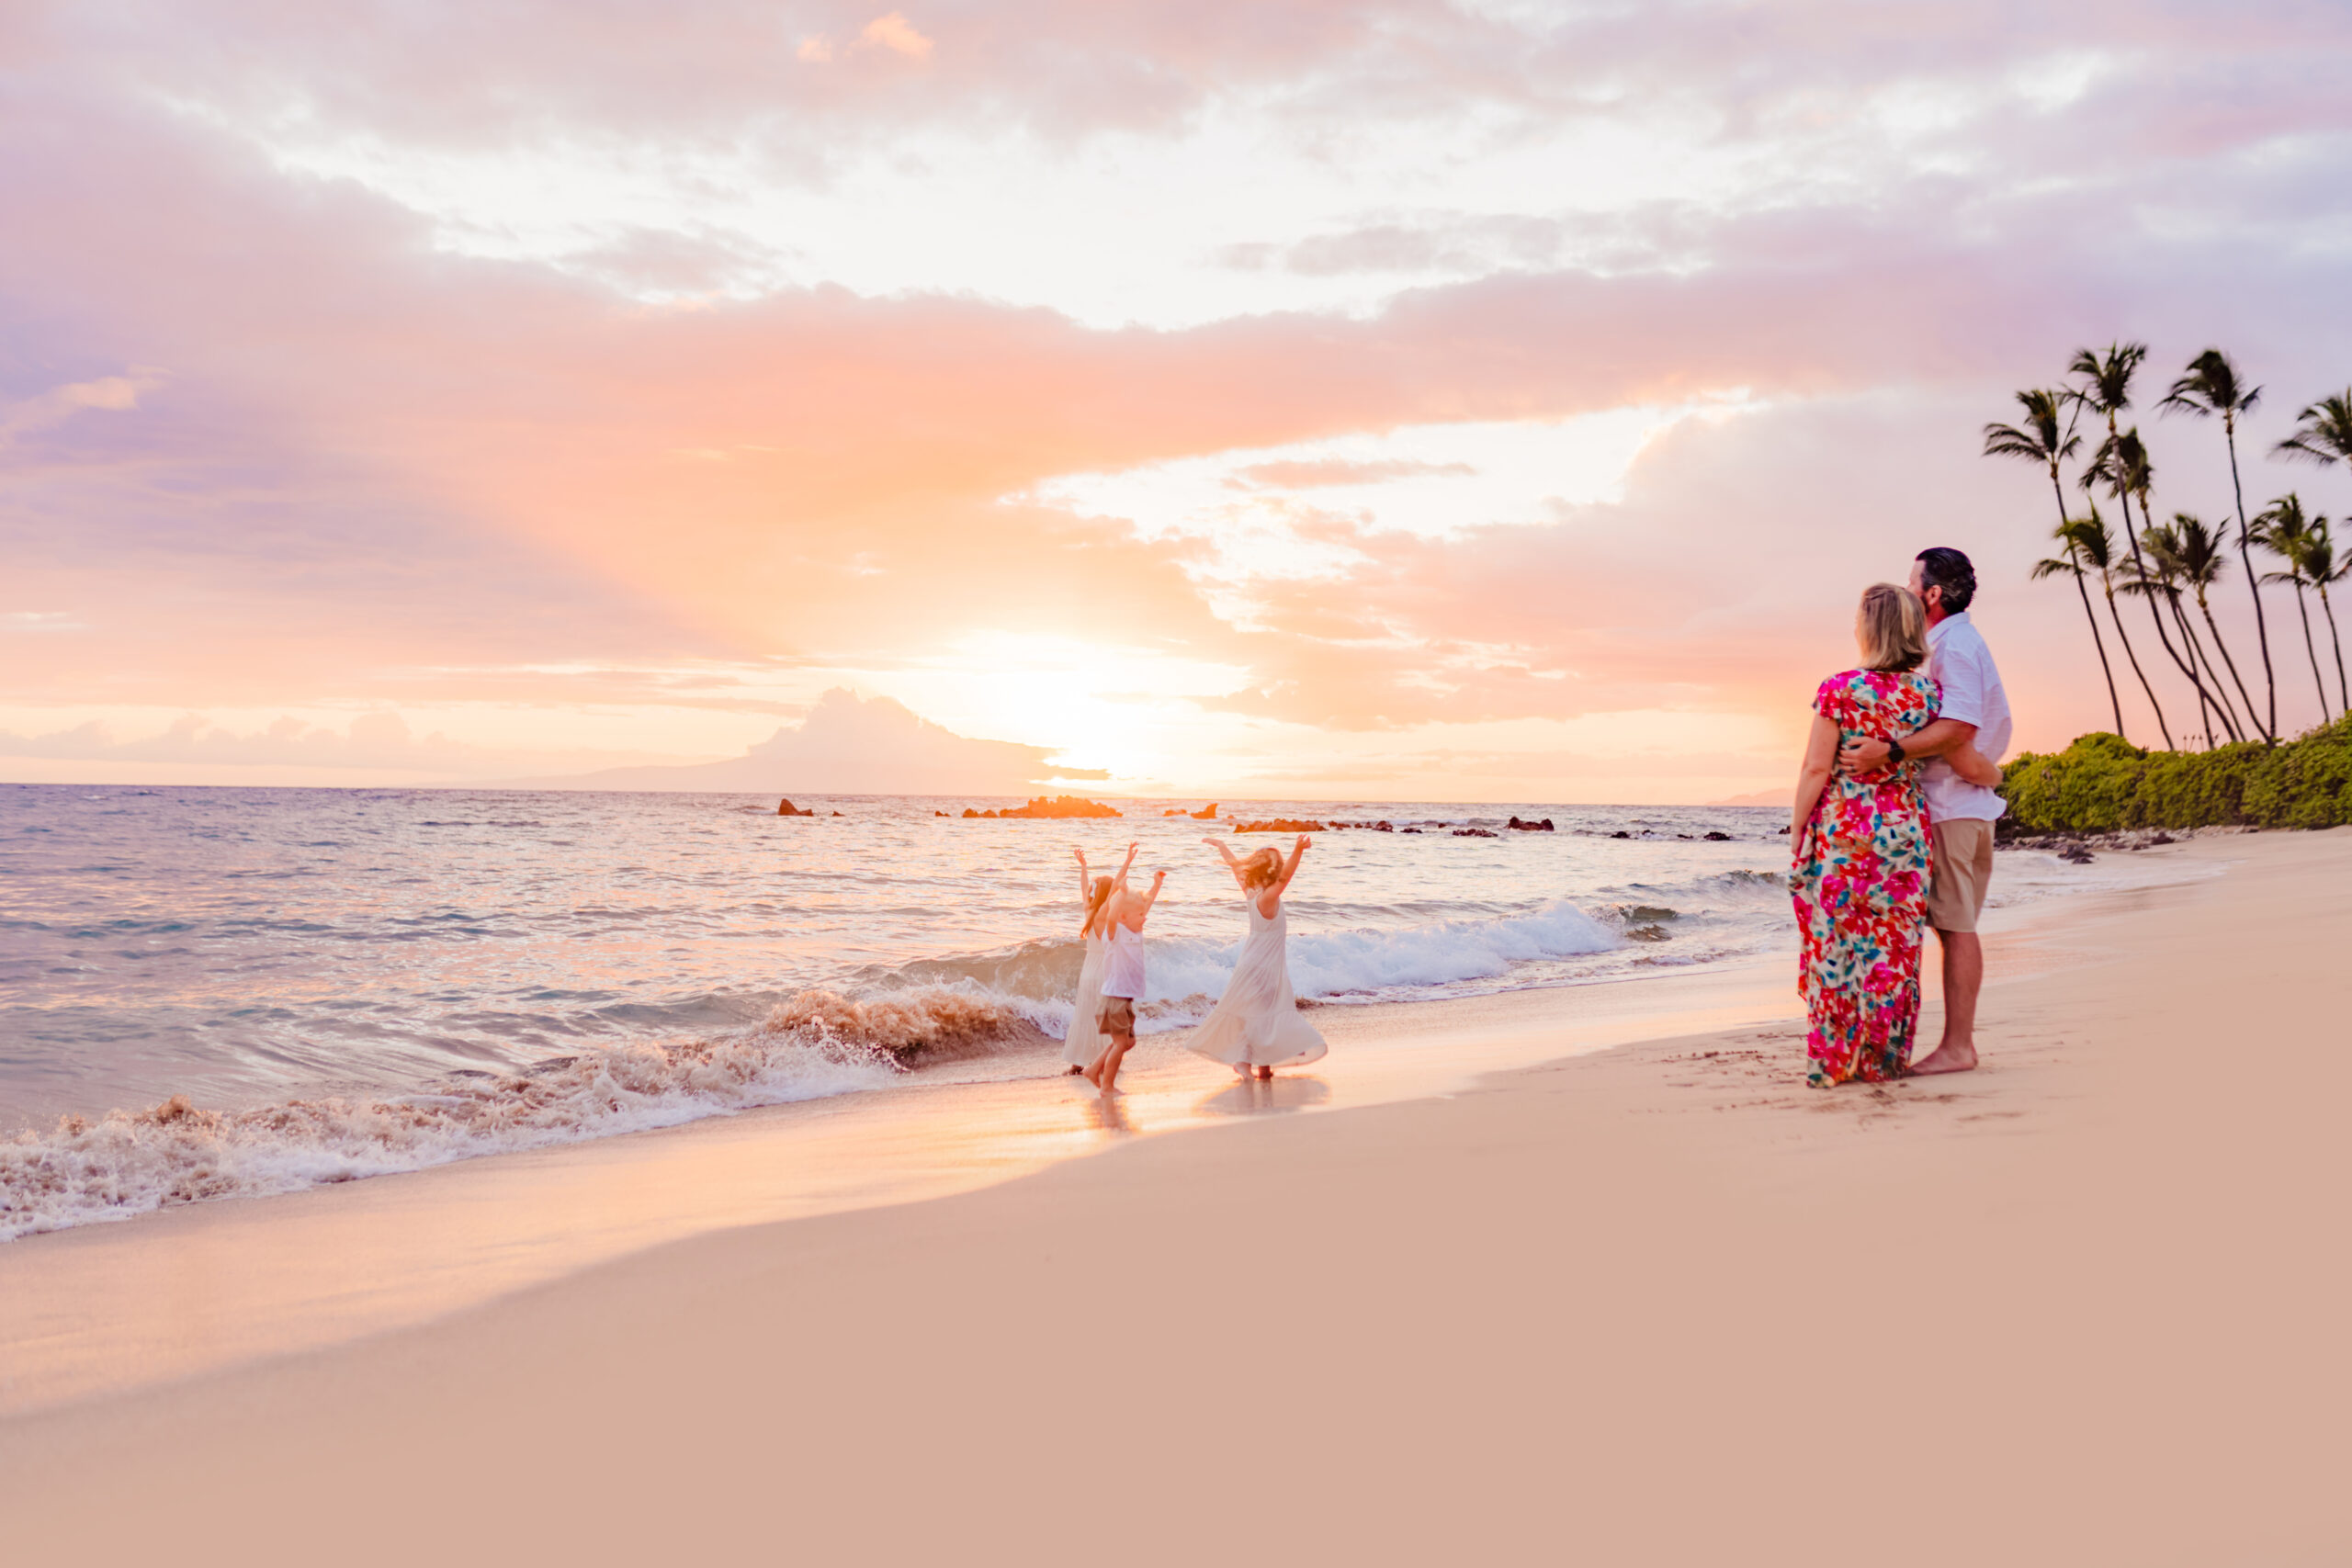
4;1;2350;798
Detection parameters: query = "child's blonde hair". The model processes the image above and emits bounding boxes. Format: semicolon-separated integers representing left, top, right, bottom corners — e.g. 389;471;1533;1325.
1238;847;1284;890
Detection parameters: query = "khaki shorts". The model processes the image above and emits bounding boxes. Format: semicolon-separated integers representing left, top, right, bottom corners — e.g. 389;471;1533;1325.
1097;996;1136;1035
1926;818;1996;933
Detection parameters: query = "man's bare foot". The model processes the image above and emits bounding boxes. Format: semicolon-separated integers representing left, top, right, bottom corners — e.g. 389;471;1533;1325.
1254;1066;1273;1080
1909;1041;1979;1076
1080;1063;1101;1087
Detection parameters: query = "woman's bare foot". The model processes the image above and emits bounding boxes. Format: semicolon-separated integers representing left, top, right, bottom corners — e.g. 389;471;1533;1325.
1064;1065;1082;1076
1909;1041;1979;1076
1233;1063;1250;1077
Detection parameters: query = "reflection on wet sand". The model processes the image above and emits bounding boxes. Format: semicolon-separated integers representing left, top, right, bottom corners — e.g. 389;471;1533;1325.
1082;1090;1136;1136
1197;1077;1333;1117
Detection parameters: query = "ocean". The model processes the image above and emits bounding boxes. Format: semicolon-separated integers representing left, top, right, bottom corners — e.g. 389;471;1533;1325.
0;784;2123;1239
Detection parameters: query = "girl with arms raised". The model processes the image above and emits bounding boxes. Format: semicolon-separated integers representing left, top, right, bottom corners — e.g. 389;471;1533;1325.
1187;834;1328;1079
1061;844;1136;1075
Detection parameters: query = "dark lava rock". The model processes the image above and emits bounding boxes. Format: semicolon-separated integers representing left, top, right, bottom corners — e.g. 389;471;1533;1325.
1453;827;1499;838
1506;816;1555;831
1703;830;1733;841
1625;923;1672;942
776;798;816;817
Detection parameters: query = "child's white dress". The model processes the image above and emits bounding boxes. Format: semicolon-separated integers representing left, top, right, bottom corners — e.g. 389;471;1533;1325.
1184;897;1328;1069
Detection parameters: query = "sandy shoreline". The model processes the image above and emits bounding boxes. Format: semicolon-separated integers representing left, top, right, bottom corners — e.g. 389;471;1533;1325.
3;829;2344;1563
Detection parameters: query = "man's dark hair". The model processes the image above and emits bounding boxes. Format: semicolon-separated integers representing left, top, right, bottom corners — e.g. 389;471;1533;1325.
1916;547;1976;615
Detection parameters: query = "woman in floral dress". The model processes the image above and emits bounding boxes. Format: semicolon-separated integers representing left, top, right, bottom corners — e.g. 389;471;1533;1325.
1789;584;1941;1086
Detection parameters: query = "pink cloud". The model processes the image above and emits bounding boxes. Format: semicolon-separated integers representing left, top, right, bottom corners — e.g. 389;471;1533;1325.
3;0;2347;763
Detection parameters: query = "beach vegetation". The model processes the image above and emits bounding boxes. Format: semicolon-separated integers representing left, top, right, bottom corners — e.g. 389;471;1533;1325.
2000;717;2352;832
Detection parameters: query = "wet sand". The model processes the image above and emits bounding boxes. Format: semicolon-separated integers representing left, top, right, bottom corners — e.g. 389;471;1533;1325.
2;829;2342;1564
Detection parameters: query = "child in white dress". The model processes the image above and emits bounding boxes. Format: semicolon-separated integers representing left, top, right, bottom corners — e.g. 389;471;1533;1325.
1188;834;1327;1079
1061;845;1134;1073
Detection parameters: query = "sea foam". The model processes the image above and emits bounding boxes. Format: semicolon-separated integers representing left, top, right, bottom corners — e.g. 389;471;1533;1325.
0;986;1029;1242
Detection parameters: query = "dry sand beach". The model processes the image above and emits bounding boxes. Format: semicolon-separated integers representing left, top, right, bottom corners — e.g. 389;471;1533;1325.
3;829;2346;1565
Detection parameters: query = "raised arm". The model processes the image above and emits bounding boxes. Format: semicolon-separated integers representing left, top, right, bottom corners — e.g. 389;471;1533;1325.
1201;836;1249;891
1270;834;1309;900
1073;847;1091;906
1792;713;1840;841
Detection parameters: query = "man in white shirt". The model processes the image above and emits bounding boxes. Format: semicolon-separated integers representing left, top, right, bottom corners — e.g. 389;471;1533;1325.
1838;547;2012;1076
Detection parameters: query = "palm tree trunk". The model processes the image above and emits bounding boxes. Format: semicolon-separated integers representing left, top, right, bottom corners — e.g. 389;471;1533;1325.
2318;583;2349;718
2223;418;2278;739
2050;468;2127;739
2125;486;2223;740
2197;588;2262;742
2076;572;2127;738
2171;595;2240;742
2290;581;2328;724
2102;572;2174;749
2194;582;2263;742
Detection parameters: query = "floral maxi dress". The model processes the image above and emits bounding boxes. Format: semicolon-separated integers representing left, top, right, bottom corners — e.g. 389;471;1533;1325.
1791;667;1940;1086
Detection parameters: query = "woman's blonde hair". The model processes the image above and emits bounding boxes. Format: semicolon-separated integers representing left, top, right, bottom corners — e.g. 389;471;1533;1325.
1238;847;1284;890
1857;582;1928;672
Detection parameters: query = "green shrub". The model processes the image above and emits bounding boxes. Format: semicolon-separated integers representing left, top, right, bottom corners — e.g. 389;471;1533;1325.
1997;716;2352;832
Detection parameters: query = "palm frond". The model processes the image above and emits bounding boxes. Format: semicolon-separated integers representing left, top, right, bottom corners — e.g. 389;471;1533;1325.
2273;393;2352;465
2158;347;2260;421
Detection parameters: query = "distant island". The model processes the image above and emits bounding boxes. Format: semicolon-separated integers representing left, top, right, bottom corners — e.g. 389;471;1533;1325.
960;795;1121;819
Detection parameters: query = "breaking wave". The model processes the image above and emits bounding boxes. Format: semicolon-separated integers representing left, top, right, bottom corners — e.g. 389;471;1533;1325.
0;986;1036;1243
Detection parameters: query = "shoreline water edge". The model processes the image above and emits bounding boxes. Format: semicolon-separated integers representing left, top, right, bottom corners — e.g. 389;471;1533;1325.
0;784;2222;1243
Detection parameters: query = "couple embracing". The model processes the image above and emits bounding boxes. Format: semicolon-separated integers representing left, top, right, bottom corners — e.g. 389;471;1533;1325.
1062;836;1329;1094
1791;547;2013;1087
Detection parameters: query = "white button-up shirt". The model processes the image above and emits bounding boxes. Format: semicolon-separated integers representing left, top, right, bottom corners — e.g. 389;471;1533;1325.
1921;611;2011;823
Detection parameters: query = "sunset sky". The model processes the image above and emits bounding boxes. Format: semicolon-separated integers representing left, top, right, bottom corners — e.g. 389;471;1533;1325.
5;1;2349;799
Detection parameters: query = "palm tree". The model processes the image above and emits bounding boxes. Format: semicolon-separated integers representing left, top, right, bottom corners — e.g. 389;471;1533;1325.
2161;349;2276;740
1986;389;2124;735
2027;521;2129;741
2068;344;2193;747
2116;429;2226;728
2061;507;2172;749
2252;494;2335;722
2084;426;2212;741
2160;513;2263;742
2127;519;2241;743
2298;518;2348;718
2274;389;2352;480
